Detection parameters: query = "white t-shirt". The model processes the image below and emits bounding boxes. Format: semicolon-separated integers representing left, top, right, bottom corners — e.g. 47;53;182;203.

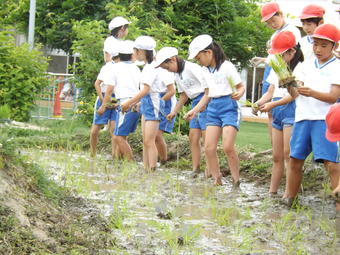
104;61;141;99
175;61;208;99
299;36;314;62
270;23;301;44
103;36;119;56
97;61;115;93
266;62;303;98
294;56;340;122
140;62;170;93
156;68;175;93
203;61;242;98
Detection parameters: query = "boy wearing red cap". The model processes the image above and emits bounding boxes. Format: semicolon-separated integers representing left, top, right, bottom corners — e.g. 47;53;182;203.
261;2;301;44
325;103;340;204
299;4;325;61
285;24;340;213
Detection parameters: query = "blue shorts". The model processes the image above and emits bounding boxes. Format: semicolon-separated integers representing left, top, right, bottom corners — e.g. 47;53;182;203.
93;95;117;125
206;95;241;130
189;93;207;130
159;92;176;133
141;93;161;121
114;108;140;136
271;98;295;130
290;120;339;163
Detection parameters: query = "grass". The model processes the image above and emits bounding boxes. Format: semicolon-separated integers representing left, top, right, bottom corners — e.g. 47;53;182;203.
237;121;271;152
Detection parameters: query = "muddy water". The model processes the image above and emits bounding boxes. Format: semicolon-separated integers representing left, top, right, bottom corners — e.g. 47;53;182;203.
25;150;339;255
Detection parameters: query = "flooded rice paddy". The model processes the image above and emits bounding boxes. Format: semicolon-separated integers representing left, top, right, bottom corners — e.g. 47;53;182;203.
24;149;339;255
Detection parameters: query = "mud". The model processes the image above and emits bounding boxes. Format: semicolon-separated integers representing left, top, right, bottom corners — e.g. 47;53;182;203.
25;149;339;255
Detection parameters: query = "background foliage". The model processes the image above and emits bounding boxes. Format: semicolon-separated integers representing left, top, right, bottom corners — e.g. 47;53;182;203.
1;0;271;125
0;29;49;121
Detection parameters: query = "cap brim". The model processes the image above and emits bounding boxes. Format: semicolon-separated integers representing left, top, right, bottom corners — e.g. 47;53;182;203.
188;50;199;60
261;12;276;22
268;48;286;54
299;14;321;19
312;35;335;42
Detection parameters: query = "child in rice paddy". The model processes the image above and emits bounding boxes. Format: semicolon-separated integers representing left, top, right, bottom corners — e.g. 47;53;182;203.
154;47;209;177
185;35;245;187
255;31;304;197
285;24;340;212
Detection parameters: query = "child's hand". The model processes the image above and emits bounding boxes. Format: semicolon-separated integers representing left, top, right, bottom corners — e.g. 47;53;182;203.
184;110;196;121
259;102;273;112
297;87;314;97
97;106;105;115
231;91;242;100
167;112;176;121
121;102;131;113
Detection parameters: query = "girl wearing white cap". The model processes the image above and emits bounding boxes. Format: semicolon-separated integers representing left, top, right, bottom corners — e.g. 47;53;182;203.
255;31;303;197
99;40;141;160
121;36;173;171
154;47;210;177
103;16;131;63
185;35;245;186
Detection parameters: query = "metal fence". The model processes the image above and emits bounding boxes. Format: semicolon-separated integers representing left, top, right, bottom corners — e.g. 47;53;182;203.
32;72;80;119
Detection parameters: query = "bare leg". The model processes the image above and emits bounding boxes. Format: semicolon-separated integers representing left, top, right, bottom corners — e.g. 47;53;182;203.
287;157;305;198
204;126;222;185
189;128;202;172
90;124;102;157
222;126;240;183
267;112;273;145
155;130;167;163
109;120;118;158
324;161;340;211
113;136;134;161
143;120;160;170
269;128;284;193
141;116;148;169
282;126;292;197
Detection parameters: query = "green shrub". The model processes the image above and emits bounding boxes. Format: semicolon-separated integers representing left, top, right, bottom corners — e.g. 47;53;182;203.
0;104;11;120
0;28;49;122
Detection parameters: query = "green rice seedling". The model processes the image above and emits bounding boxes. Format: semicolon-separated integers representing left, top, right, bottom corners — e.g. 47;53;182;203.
268;54;296;88
108;198;129;230
227;76;237;94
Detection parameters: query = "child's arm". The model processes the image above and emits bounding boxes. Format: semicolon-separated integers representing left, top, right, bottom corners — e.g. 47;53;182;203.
259;94;294;112
297;84;340;104
97;85;114;115
121;84;150;112
167;92;188;120
161;84;176;101
94;79;104;101
231;82;245;100
256;84;274;106
184;88;210;121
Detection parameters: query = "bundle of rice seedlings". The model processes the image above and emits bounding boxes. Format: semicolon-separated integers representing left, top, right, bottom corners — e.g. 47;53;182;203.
105;97;118;109
241;100;259;116
268;54;297;88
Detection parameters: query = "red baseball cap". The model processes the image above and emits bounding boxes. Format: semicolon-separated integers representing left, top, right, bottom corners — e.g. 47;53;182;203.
299;4;325;19
312;24;340;43
261;2;280;22
325;103;340;142
268;31;296;54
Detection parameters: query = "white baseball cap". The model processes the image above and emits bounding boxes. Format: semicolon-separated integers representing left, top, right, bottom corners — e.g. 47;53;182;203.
188;34;213;60
134;36;156;51
108;16;131;31
154;47;178;67
106;40;120;57
118;40;134;54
